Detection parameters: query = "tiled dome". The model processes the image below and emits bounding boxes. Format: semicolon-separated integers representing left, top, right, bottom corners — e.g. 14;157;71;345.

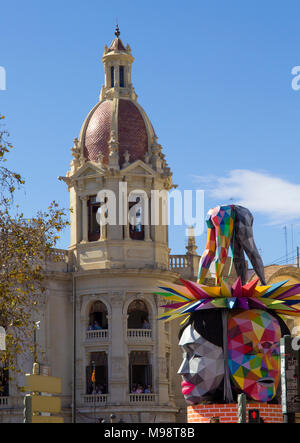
83;98;149;166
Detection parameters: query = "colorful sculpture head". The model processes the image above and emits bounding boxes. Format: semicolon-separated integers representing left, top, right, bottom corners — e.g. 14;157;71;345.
178;310;224;404
157;204;300;405
228;309;282;402
157;278;299;404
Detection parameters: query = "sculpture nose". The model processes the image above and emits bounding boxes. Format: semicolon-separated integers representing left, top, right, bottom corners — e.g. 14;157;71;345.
177;359;189;375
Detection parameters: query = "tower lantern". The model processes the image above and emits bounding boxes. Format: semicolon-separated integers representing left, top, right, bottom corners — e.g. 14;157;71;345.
101;26;136;101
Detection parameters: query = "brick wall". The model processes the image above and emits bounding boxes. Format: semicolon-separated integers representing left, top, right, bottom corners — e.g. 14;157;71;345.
187;403;283;423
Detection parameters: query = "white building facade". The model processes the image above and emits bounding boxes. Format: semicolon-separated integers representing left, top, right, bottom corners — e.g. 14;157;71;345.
0;29;202;423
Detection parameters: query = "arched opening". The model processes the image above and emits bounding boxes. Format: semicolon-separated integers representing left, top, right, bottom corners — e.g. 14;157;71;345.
127;300;150;329
129;200;145;240
110;66;114;88
0;367;9;397
119;66;125;87
88;195;100;242
129;351;152;393
88;301;108;330
86;352;108;394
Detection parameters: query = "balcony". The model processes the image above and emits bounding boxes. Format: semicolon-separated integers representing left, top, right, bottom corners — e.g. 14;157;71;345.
86;329;108;341
0;396;9;408
83;394;108;405
129;393;156;403
127;329;152;340
169;254;188;270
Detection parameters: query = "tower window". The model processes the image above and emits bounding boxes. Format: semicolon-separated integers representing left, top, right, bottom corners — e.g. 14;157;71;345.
129;200;144;240
119;66;125;87
88;196;100;242
110;66;114;88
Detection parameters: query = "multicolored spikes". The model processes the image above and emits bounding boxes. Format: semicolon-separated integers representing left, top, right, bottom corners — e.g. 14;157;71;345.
156;277;300;324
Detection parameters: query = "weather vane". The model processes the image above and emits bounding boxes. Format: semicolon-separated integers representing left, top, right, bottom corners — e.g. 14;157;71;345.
115;21;120;38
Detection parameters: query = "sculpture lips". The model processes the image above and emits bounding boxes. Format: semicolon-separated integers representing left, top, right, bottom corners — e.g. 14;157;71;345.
181;381;195;395
258;377;274;387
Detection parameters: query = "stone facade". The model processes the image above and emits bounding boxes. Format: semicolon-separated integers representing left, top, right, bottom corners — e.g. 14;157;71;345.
0;30;189;424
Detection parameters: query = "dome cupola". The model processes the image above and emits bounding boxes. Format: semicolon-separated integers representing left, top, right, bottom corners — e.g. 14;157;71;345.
77;26;165;171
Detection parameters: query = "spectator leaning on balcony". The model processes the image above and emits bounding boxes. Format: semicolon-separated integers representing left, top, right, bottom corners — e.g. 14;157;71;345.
142;318;150;329
93;320;102;330
144;384;151;393
96;385;102;394
136;384;144;393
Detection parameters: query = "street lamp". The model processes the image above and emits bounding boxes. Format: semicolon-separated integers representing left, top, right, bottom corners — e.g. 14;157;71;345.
33;321;40;364
110;413;116;423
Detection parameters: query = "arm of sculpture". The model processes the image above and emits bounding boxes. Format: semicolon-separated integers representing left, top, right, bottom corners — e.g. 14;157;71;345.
234;206;266;285
197;227;216;284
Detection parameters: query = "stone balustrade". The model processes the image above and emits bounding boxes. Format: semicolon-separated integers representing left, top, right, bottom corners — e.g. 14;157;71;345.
83;394;108;405
0;397;9;408
129;393;156;403
169;254;188;270
86;329;109;340
127;329;152;340
47;248;69;263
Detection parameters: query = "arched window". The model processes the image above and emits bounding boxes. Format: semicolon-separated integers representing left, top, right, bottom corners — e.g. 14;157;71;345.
119;66;125;87
129;351;152;393
129;200;144;240
127;300;150;329
88;196;100;242
86;352;108;394
88;301;108;330
110;66;114;88
0;367;8;397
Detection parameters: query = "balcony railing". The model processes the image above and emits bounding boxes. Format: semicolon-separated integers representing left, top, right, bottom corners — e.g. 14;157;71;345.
129;393;156;403
48;248;69;263
0;396;9;408
86;329;108;340
169;254;188;270
83;394;108;405
127;329;152;340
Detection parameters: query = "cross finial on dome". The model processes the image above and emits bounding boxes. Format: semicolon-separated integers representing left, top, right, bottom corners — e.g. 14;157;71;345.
115;23;120;38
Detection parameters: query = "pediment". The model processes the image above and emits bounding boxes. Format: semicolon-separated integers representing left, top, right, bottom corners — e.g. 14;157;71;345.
72;162;105;180
121;160;155;177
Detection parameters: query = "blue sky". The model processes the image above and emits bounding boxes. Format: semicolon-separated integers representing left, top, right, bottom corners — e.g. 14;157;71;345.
1;0;300;266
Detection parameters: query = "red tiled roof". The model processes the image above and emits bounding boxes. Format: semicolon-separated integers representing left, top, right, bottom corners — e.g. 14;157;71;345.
108;37;126;52
83;99;148;165
118;99;148;164
84;100;112;164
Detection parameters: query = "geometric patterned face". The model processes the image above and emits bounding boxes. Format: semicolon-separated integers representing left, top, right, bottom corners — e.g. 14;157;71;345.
228;309;281;402
178;324;224;404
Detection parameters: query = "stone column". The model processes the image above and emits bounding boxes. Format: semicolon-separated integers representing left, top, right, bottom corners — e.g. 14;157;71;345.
76;194;81;244
114;64;119;89
124;222;130;240
144;224;151;241
98;205;107;241
144;196;151;241
109;292;127;404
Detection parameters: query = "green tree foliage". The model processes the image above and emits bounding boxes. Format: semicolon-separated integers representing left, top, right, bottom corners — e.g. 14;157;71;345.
0;115;69;376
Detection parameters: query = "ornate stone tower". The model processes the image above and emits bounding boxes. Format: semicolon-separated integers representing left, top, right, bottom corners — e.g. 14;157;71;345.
62;25;173;272
59;27;181;423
